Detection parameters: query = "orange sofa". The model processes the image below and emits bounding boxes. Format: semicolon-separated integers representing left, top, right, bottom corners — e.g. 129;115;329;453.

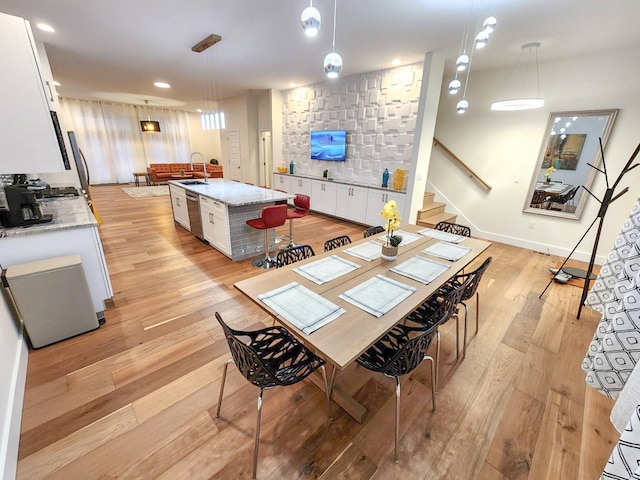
147;163;223;184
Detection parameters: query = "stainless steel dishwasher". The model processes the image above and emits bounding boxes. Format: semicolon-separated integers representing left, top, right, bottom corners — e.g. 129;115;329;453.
185;191;203;240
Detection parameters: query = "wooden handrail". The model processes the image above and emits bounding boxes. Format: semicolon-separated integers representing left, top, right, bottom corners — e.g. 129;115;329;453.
433;138;492;191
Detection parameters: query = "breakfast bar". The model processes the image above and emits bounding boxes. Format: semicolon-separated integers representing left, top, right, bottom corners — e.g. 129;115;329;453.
168;179;291;261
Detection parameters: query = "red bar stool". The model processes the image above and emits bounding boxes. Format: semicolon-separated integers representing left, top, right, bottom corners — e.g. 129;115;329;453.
246;204;288;269
285;194;310;248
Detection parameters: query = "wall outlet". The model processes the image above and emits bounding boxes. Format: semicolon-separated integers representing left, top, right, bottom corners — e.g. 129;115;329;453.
529;221;535;229
514;176;520;183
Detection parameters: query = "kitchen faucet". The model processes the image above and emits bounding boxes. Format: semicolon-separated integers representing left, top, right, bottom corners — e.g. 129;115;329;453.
190;151;207;182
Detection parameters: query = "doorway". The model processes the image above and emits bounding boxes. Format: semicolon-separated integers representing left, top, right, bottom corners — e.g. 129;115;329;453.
259;131;272;188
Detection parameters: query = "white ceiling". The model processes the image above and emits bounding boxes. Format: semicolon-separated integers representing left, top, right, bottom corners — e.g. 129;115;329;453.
1;0;639;111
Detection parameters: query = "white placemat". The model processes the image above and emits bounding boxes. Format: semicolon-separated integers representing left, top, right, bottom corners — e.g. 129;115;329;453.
293;255;361;285
417;228;467;243
393;230;423;246
390;255;450;284
344;241;383;261
339;274;416;317
258;282;345;334
422;242;472;261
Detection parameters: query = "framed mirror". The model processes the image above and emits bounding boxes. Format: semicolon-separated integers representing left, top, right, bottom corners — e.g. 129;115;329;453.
523;109;618;220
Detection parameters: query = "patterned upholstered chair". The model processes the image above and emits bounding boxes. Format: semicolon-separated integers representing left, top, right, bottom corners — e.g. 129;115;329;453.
215;312;332;479
324;235;352;252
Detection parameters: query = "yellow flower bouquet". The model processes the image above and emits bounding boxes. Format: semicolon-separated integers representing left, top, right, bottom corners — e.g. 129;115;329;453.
380;200;402;247
544;166;556;181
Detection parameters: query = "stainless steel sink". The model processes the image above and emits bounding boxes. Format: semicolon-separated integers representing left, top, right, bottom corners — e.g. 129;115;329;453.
176;179;206;185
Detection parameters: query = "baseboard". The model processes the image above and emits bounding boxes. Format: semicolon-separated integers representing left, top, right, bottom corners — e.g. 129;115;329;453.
1;334;28;480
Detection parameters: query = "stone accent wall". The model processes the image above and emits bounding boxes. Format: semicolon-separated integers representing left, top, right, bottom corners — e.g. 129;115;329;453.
281;63;423;188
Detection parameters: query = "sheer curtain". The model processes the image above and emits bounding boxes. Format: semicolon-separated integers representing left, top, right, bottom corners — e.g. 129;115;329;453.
60;98;191;184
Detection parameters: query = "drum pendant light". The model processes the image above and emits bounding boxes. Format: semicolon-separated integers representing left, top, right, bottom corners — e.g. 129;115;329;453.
491;42;544;111
140;100;160;133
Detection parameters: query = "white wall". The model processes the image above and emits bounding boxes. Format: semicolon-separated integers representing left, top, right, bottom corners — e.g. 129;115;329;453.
0;290;27;480
429;43;640;261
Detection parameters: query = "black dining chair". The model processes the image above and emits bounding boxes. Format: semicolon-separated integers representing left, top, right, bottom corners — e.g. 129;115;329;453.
215;312;333;479
363;225;385;238
324;235;352;252
405;276;471;386
548;186;580;211
276;244;315;267
356;320;439;463
434;221;471;237
433;257;492;358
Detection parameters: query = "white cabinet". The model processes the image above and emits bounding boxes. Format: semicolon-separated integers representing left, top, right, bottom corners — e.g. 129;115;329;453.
335;184;369;224
289;176;313;206
290;177;313;196
365;189;406;226
0;12;65;174
200;196;231;256
311;180;338;216
272;174;291;193
169;185;190;230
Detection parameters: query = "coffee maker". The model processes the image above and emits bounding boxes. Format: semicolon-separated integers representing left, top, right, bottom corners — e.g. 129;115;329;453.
0;185;53;227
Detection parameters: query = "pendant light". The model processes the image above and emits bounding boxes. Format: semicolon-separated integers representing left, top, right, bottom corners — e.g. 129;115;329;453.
448;3;497;114
301;0;321;37
192;34;226;130
323;0;342;79
140;100;161;133
491;42;544;111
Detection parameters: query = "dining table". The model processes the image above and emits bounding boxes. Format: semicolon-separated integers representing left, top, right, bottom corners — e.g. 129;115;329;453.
234;223;492;422
535;181;574;197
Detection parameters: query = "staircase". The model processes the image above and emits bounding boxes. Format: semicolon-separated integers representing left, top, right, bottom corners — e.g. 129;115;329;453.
416;192;457;228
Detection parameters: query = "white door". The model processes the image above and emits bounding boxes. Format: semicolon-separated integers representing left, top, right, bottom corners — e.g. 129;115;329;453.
259;131;272;187
227;130;242;182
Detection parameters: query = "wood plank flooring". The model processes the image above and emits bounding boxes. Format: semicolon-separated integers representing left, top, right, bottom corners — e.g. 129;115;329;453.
16;184;620;479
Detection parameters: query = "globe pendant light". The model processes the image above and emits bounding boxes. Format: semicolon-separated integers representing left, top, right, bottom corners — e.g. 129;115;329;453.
323;0;342;78
456;99;469;114
456;54;470;72
448;78;461;95
482;16;497;34
301;1;321;37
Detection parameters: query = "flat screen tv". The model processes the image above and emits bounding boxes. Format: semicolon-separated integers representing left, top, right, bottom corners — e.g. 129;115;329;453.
310;130;346;161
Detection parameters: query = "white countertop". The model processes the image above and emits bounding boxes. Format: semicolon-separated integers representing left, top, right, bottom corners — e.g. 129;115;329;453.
169;179;291;206
0;197;97;238
273;172;407;194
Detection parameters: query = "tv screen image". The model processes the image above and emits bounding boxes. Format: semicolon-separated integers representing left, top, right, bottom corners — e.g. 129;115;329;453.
310;130;346;161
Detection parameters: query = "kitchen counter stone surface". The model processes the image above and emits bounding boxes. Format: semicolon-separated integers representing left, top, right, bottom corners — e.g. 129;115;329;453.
273;172;407;193
0;197;96;238
170;179;291;206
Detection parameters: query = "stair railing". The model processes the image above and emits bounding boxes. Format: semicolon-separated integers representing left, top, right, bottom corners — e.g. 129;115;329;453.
433;138;492;191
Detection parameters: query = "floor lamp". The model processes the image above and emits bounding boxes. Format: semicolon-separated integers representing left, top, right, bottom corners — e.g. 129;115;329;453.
539;139;640;319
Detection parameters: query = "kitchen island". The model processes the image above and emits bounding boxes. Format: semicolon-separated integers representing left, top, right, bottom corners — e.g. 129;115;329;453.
168;179;291;261
0;196;113;316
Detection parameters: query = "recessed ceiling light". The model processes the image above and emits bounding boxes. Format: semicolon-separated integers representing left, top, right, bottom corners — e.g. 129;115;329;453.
391;58;401;66
289;82;297;88
154;82;170;89
52;81;61;87
36;23;55;33
196;108;202;112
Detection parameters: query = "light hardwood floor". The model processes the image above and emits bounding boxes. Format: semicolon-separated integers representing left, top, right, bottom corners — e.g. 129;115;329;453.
16;184;619;479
